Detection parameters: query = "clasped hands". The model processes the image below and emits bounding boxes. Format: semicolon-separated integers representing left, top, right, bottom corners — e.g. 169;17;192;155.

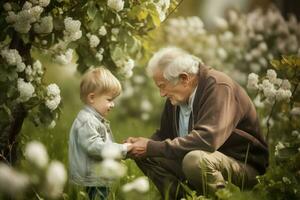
123;137;150;158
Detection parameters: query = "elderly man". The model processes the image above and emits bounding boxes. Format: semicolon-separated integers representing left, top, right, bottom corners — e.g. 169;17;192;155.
126;47;268;199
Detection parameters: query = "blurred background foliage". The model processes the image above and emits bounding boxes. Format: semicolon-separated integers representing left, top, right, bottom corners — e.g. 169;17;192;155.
12;0;300;199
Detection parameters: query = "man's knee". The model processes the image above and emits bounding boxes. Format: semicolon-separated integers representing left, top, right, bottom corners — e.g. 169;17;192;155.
182;150;215;178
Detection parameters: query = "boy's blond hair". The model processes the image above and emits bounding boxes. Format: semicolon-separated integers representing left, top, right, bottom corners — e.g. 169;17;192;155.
80;67;121;103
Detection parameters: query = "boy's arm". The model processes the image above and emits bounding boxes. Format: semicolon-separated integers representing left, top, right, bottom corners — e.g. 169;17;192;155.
77;120;130;159
77;120;107;159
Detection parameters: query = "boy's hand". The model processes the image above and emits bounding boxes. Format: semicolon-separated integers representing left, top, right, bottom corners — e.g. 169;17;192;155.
124;143;133;152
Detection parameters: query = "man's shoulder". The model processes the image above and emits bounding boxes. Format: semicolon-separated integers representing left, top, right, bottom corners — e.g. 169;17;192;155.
204;68;238;90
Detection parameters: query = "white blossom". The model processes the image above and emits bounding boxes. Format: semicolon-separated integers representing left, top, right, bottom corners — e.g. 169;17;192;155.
45;83;61;111
101;144;122;159
98;159;126;179
214;17;228;30
17;62;26;72
111;28;119;35
46;95;61;111
1;49;22;66
89;34;100;48
17;78;35;102
216;48;227;60
96;52;103;62
0;164;29;197
33;60;43;75
55;48;73;65
25;140;49;168
290;107;300;116
99;26;107;36
140;99;153;112
276;88;292;101
291;130;300;137
47;83;60;97
34;16;53;34
141;113;150;121
107;0;124;12
282;177;292;184
48;120;56;129
266;69;277;83
3;2;12;11
39;0;50;7
274;141;285;156
122;177;150;193
5;11;17;23
63;17;82;41
281;79;291;90
247;73;259;90
44;161;67;199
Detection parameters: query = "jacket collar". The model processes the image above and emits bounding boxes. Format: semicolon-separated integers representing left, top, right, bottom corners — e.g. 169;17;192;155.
192;65;210;112
84;105;109;124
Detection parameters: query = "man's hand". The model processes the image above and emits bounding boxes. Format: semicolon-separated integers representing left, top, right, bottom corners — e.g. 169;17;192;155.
128;137;150;158
123;137;139;144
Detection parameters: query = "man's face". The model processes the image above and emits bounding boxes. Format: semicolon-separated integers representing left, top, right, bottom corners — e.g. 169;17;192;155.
153;69;189;105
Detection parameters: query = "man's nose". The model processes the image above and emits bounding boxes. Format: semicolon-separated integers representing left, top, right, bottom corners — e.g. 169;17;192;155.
160;89;167;97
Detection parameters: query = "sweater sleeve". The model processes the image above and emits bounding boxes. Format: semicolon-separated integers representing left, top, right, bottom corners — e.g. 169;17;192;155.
147;81;241;159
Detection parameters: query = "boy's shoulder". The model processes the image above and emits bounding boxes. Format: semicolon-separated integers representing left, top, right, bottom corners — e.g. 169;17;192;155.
75;108;99;126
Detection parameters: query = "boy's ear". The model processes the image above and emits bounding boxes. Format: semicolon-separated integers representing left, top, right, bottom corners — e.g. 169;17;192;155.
87;93;95;104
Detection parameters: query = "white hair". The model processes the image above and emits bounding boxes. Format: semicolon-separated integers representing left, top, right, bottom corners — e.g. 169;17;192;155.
147;47;203;83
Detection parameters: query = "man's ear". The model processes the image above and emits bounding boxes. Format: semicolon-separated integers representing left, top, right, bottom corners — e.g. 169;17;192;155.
179;73;189;85
87;93;95;104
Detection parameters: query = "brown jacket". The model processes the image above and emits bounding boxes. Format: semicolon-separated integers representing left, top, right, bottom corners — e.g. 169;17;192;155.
146;66;269;174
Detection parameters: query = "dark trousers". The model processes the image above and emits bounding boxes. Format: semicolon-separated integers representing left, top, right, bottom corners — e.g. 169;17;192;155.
86;186;109;200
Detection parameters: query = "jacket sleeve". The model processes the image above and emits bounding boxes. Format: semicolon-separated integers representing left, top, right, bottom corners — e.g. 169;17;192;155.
77;120;105;159
147;80;241;159
77;120;125;159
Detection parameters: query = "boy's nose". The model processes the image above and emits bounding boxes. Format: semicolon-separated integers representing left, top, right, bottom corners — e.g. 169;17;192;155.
110;102;115;108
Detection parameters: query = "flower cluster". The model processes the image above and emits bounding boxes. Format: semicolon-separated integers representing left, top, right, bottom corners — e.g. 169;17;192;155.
163;5;300;84
107;0;124;12
45;83;61;111
247;69;292;105
17;78;35;102
63;17;82;42
4;0;51;34
98;144;127;179
0;141;67;199
122;176;150;193
1;48;25;72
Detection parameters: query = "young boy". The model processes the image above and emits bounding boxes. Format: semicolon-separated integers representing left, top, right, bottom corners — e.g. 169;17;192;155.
68;67;131;200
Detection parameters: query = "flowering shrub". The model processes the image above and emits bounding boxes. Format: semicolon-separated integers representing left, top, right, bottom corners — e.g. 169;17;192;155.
162;5;300;83
0;0;178;162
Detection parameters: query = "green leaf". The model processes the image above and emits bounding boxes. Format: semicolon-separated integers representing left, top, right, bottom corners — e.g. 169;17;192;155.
87;2;97;20
270;59;281;69
111;46;124;62
88;11;104;32
147;3;161;27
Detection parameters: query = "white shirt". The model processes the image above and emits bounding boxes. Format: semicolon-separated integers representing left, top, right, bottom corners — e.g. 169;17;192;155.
178;87;197;137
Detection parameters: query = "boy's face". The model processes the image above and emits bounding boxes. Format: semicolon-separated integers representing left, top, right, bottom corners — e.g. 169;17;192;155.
88;92;116;117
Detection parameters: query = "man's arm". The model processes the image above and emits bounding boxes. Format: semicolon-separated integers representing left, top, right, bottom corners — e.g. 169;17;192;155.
146;82;240;159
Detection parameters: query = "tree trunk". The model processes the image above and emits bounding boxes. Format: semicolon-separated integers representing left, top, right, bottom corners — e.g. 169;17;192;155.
1;105;27;164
